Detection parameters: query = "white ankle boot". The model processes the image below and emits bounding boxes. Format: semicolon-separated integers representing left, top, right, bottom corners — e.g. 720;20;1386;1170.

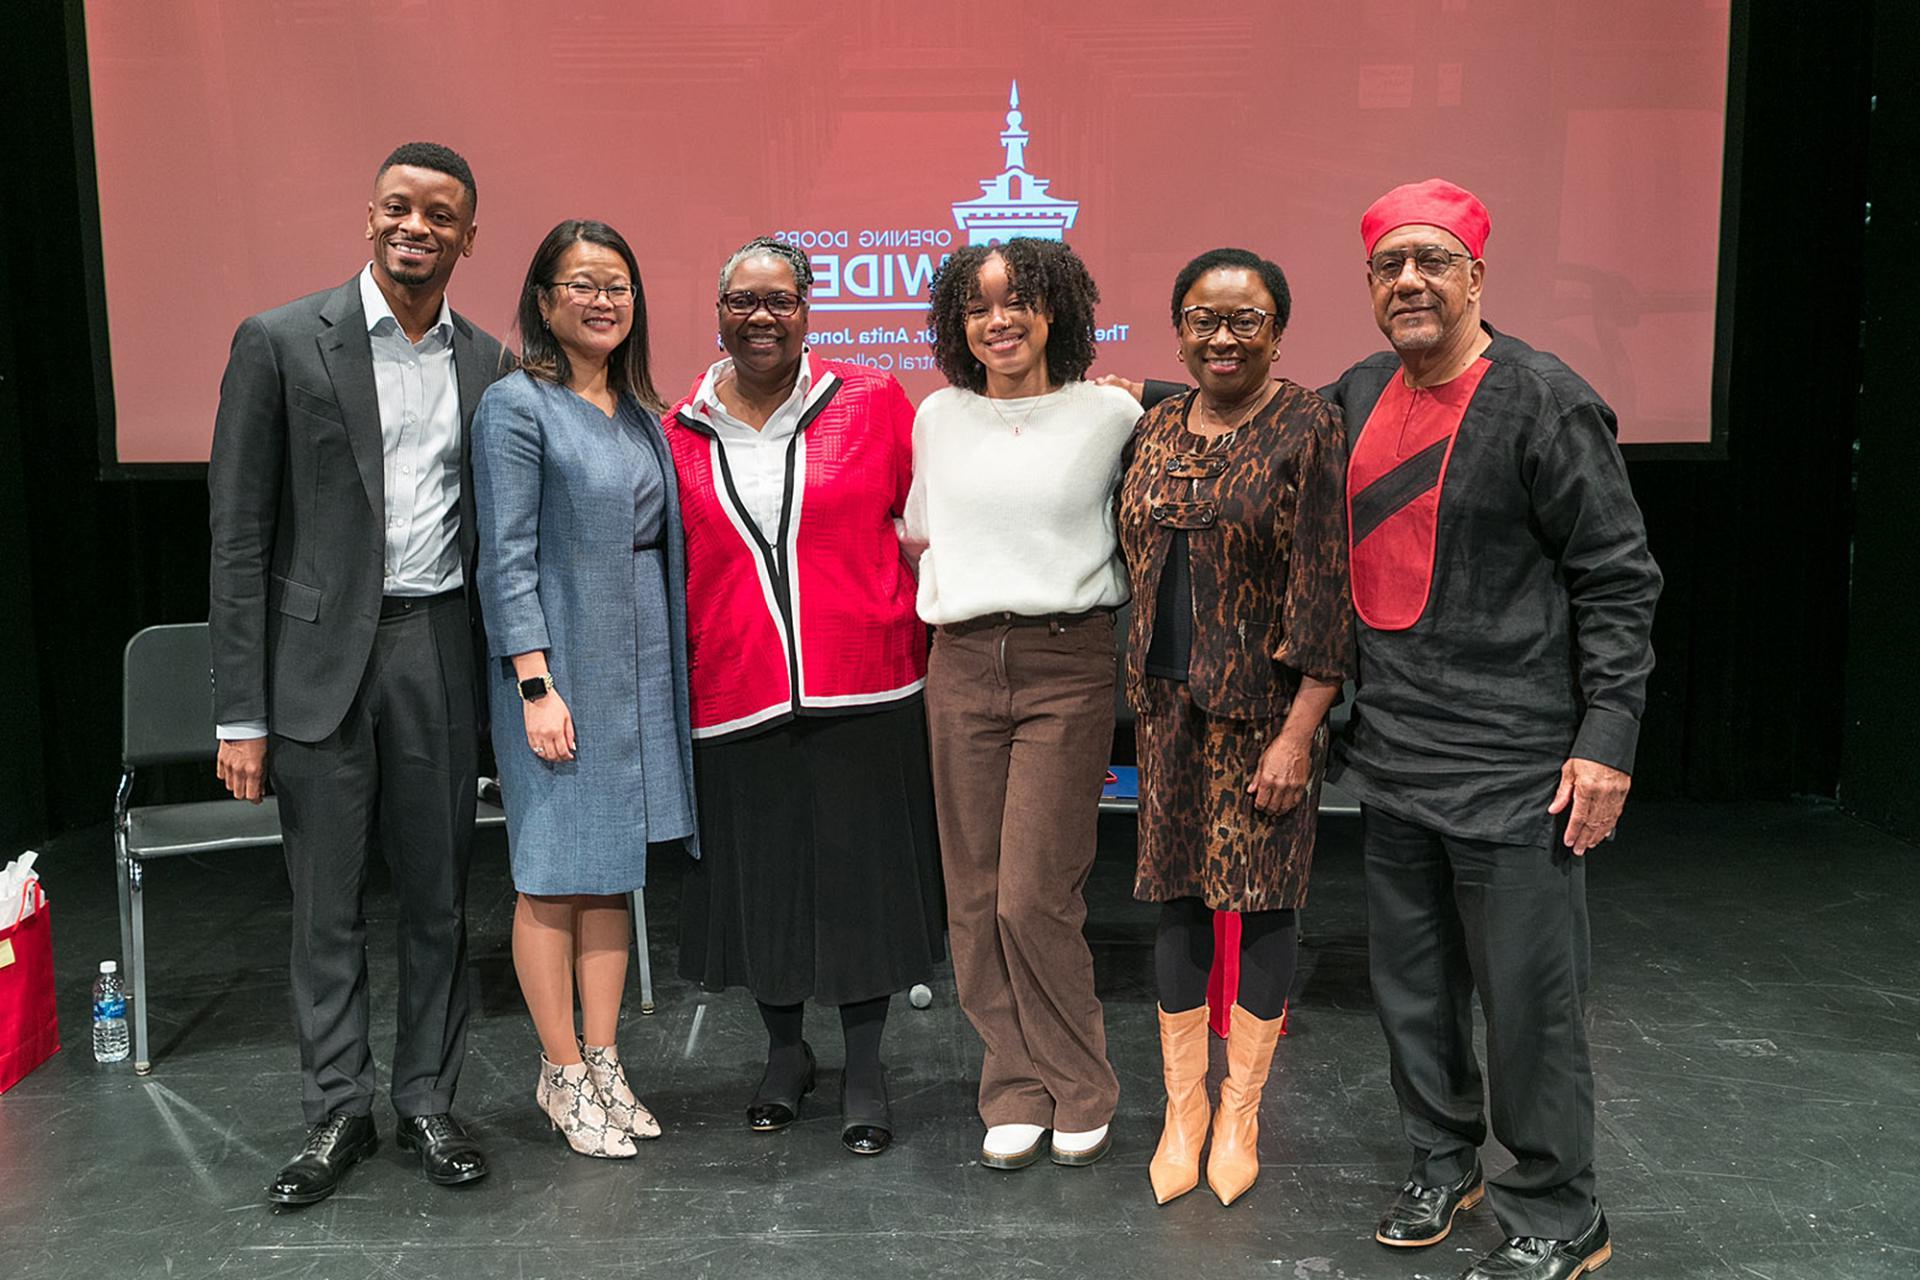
536;1055;637;1159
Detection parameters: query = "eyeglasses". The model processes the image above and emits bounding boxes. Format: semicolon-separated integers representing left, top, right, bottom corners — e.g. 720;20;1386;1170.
720;290;804;317
1367;248;1470;287
547;280;635;307
1179;306;1275;340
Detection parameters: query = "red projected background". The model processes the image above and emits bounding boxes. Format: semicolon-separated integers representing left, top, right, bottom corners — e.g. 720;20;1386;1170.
82;0;1731;463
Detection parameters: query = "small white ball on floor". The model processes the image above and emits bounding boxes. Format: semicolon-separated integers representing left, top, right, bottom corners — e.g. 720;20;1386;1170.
908;983;933;1009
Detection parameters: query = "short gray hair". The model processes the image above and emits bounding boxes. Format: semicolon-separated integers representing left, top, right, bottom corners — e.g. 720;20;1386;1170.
718;236;814;297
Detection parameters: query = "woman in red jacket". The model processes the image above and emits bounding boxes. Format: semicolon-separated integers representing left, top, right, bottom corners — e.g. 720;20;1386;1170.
663;237;943;1158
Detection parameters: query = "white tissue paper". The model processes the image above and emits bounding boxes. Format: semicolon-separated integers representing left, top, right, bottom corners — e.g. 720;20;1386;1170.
0;852;43;931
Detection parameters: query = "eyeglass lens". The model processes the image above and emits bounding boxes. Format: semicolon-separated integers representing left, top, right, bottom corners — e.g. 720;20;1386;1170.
723;291;802;317
1183;308;1268;338
556;282;634;306
1369;250;1461;284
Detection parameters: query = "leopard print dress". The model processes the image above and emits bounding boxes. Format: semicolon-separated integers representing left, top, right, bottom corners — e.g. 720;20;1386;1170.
1118;383;1352;912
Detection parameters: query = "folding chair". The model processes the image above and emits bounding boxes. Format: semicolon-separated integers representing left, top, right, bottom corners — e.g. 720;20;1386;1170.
112;622;571;1071
115;623;285;1074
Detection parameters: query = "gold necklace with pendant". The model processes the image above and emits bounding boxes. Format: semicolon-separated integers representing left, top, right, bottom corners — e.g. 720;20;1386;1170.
989;396;1043;437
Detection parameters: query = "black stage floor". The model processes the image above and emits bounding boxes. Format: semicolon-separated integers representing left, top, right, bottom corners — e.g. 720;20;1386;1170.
2;801;1916;1279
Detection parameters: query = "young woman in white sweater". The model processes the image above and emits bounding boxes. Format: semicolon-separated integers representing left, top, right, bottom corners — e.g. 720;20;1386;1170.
904;238;1139;1170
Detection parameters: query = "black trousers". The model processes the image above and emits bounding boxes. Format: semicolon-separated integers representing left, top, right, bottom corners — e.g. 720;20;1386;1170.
270;595;478;1124
1363;804;1596;1240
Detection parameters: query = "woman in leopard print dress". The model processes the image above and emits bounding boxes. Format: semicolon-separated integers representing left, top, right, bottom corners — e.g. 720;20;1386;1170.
1116;248;1352;1208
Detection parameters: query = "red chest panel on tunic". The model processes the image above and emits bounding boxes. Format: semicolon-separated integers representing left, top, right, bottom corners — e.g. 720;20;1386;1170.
1346;359;1489;630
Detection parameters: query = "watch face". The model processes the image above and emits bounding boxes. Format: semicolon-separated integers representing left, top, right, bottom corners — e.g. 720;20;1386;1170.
520;677;549;701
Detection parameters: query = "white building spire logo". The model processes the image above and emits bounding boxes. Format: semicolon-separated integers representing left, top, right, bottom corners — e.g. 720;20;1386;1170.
951;81;1080;245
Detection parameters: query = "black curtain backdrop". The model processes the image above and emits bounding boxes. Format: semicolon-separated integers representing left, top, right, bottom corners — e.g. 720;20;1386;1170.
1839;0;1920;836
0;1;1905;848
0;177;50;854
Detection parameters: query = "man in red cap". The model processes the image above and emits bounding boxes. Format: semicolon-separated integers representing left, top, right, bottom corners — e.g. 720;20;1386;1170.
1323;178;1660;1280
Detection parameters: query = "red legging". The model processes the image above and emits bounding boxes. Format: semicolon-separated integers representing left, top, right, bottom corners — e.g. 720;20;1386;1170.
1154;897;1297;1020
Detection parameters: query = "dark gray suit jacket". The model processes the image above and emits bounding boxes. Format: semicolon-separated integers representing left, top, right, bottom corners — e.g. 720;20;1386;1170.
208;275;506;744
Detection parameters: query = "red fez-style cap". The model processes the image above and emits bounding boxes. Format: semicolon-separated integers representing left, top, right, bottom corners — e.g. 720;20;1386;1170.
1361;178;1491;258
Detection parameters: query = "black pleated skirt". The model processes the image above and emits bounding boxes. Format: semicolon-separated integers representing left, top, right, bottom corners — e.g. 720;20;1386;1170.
677;697;946;1005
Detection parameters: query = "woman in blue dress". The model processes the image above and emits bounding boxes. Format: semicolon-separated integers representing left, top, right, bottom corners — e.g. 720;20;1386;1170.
473;220;696;1159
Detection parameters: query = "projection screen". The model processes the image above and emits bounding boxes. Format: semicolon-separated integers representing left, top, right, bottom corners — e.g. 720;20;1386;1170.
77;0;1735;467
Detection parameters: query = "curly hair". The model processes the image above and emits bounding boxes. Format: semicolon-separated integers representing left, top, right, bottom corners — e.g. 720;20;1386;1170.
924;238;1101;392
1169;247;1292;338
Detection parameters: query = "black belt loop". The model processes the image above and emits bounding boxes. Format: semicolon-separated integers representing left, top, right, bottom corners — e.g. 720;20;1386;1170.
940;606;1114;637
380;586;464;619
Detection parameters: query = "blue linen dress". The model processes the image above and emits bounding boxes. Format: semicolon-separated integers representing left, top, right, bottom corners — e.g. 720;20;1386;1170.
472;372;697;895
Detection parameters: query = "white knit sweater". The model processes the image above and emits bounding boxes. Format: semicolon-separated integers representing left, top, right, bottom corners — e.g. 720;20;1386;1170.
904;381;1141;625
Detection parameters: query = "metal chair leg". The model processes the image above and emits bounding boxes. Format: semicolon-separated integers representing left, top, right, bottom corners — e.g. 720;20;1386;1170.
630;888;654;1015
128;857;152;1074
111;832;140;1074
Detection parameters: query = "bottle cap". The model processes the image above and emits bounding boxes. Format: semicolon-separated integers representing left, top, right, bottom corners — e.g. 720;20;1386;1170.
100;960;118;974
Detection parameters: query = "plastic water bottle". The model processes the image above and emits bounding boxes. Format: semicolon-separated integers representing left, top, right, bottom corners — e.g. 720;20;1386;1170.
92;961;130;1063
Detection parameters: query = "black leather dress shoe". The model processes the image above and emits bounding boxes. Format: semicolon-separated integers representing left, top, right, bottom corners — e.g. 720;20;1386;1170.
266;1113;378;1206
395;1113;489;1187
1376;1162;1485;1247
747;1042;817;1133
1460;1208;1612;1280
840;1072;893;1157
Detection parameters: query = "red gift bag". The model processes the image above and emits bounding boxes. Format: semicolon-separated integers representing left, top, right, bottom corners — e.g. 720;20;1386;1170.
0;881;60;1094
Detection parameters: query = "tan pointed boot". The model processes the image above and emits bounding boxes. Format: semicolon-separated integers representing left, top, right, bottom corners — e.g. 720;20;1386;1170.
1149;1005;1213;1204
1205;1003;1285;1205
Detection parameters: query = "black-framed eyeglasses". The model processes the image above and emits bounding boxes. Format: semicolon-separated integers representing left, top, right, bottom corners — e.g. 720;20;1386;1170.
546;280;635;307
1367;248;1470;287
1180;306;1275;340
720;290;804;318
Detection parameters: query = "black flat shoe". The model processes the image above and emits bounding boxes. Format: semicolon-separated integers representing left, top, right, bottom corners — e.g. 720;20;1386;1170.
1376;1162;1485;1247
747;1041;817;1133
395;1113;489;1187
266;1113;378;1206
840;1071;893;1157
1460;1208;1612;1280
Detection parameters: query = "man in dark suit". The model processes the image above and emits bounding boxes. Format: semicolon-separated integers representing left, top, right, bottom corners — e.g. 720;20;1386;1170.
208;141;505;1206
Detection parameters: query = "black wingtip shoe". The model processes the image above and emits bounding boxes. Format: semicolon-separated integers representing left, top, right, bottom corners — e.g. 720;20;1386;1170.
395;1113;490;1187
1460;1207;1612;1280
1375;1163;1485;1247
266;1113;378;1206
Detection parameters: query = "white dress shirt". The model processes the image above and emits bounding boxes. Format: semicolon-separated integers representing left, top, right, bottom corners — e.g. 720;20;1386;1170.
218;266;465;741
361;264;465;598
686;350;814;541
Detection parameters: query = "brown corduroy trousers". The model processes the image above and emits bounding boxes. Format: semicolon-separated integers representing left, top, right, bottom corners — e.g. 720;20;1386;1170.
925;611;1122;1131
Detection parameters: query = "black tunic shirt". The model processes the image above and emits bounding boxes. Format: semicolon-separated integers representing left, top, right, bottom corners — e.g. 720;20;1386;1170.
1321;325;1662;846
1143;530;1193;680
